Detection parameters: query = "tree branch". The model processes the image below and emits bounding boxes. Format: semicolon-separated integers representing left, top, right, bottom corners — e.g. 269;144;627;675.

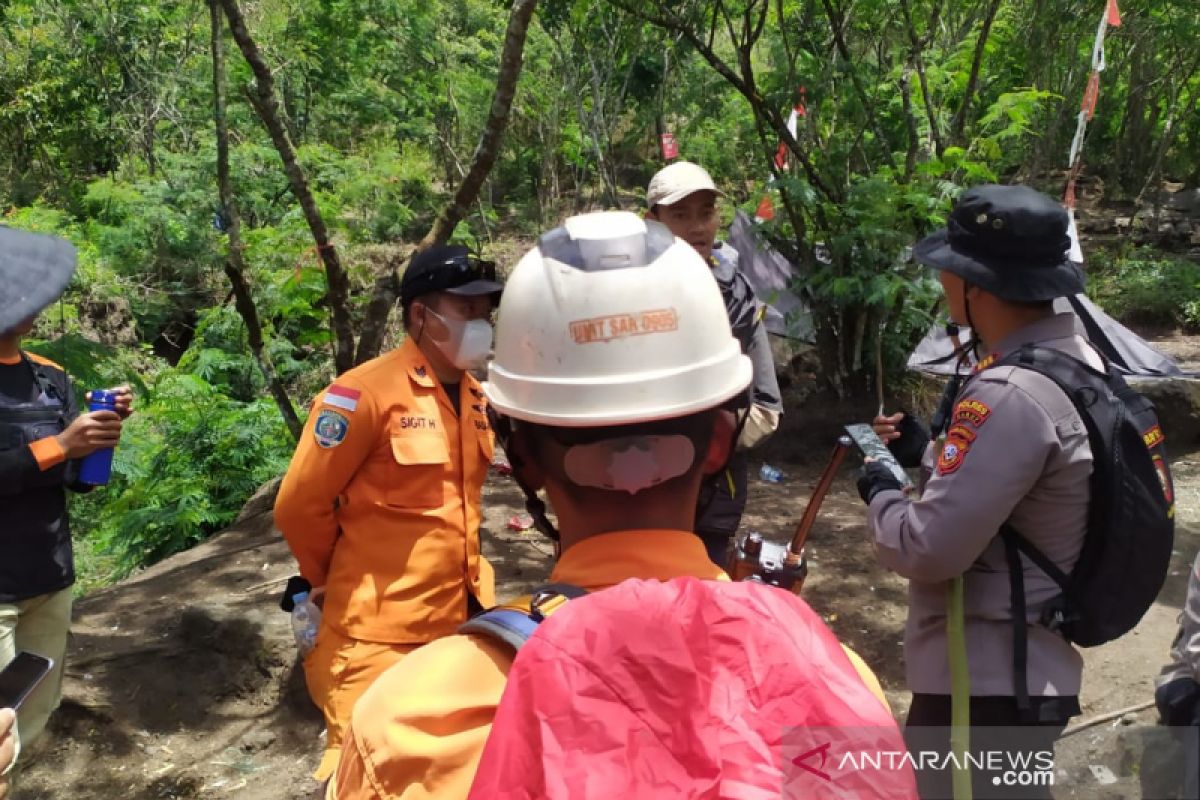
217;0;356;375
950;0;1003;145
355;0;540;364
818;0;897;171
209;0;301;440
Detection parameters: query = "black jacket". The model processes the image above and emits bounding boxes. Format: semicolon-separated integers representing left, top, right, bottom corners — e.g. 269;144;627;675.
0;351;88;602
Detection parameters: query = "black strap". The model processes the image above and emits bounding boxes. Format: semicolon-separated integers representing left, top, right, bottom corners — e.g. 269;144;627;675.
21;351;63;404
1065;294;1132;374
1002;526;1031;711
1002;527;1072;590
929;374;964;439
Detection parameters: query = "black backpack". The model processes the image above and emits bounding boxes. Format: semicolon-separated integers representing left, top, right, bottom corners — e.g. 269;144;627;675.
994;345;1175;707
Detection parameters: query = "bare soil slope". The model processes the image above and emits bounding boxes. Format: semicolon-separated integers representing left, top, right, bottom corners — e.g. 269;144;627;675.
15;396;1200;799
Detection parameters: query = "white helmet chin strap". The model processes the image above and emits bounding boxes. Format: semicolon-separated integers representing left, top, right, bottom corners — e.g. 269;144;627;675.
562;435;696;495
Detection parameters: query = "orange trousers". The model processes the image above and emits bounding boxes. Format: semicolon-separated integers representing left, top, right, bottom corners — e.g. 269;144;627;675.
304;625;419;780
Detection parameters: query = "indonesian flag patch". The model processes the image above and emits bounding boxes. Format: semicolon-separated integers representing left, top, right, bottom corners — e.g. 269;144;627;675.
323;384;361;413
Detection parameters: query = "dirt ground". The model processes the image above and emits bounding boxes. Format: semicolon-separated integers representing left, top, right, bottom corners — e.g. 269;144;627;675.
12;376;1200;798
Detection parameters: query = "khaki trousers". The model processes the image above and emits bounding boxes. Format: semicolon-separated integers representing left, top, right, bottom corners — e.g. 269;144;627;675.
0;587;73;764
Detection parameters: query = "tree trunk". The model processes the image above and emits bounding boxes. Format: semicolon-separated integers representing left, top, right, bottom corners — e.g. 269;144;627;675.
210;0;302;442
950;0;1004;145
217;0;356;376
354;0;540;365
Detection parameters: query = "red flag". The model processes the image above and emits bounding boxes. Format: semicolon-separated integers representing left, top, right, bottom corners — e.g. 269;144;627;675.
755;195;776;222
1080;73;1100;120
660;133;679;160
1106;0;1121;27
773;141;790;171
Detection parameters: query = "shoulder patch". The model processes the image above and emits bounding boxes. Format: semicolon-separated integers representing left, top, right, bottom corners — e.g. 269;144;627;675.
952;398;992;428
945;423;977;444
314;409;350;448
1143;424;1165;450
936;429;974;475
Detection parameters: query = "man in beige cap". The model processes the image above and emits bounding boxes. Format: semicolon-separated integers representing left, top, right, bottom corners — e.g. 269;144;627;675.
646;161;782;566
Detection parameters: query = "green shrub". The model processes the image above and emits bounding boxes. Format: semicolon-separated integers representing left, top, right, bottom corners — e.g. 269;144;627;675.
1088;248;1200;330
70;370;294;577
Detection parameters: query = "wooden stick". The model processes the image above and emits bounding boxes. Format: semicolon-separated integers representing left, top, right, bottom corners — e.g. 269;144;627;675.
240;575;291;594
1060;700;1156;738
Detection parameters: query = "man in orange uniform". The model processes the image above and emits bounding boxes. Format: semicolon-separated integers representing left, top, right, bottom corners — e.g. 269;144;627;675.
325;212;889;799
274;245;502;780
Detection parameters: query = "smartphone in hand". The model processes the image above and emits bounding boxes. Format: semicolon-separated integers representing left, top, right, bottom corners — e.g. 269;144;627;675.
0;652;54;711
845;423;913;489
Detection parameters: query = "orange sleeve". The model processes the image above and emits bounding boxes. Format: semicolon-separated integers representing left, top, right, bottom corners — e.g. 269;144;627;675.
327;635;511;800
275;382;378;587
28;436;66;471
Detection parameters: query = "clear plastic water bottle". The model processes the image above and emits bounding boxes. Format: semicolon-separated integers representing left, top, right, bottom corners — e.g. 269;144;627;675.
290;591;320;656
759;463;785;483
78;389;118;485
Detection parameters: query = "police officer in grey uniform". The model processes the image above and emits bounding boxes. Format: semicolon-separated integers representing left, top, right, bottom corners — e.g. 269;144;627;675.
1155;550;1200;798
860;185;1099;799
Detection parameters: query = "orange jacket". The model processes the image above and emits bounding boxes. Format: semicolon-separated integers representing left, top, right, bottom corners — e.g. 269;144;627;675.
275;337;495;645
327;530;887;799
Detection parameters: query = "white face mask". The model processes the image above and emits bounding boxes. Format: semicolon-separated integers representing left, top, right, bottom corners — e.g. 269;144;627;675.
425;307;493;370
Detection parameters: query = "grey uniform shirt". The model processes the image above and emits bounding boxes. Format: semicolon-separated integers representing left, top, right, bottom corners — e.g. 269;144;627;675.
1158;551;1200;688
870;313;1099;696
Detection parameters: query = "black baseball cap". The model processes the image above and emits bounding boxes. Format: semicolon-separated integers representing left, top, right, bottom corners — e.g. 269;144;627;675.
0;226;77;335
913;184;1085;303
399;245;503;307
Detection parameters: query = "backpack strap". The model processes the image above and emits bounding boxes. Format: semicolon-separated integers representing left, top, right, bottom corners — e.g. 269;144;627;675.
460;608;542;653
1001;526;1031;712
459;583;588;654
1001;522;1079;715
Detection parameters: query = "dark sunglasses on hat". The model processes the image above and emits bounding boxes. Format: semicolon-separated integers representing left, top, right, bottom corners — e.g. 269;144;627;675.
400;246;502;305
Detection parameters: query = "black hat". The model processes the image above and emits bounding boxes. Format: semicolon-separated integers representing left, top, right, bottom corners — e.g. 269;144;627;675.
399;245;503;307
0;226;77;335
913;184;1085;303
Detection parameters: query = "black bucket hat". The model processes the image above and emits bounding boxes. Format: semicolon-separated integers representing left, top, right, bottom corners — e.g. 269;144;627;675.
0;226;77;335
399;244;503;307
913;184;1085;303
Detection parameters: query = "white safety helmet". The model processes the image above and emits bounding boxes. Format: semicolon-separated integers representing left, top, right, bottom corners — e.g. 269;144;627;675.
486;211;752;427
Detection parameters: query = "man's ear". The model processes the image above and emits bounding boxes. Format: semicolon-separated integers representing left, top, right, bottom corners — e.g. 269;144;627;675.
701;410;737;475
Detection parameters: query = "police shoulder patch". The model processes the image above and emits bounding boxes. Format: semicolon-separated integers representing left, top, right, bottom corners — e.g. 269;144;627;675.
952;398;992;428
314;408;350;449
937;428;976;476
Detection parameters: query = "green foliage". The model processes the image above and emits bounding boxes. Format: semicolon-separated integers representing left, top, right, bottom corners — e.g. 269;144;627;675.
1089;248;1200;330
71;370;293;576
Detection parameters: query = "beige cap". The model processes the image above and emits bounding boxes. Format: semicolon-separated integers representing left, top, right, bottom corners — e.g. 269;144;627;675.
646;161;726;208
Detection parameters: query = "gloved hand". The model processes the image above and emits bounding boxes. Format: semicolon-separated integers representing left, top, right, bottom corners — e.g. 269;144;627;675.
873;410;930;468
857;461;904;505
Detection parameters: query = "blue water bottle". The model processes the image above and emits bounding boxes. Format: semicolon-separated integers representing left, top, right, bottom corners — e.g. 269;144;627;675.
78;389;117;486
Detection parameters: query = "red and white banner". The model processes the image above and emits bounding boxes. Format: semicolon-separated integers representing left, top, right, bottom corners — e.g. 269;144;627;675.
758;88;808;222
1064;0;1121;263
660;133;679;161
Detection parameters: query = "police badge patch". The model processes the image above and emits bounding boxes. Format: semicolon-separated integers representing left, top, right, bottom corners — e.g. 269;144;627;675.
314;409;350;448
936;429;974;475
